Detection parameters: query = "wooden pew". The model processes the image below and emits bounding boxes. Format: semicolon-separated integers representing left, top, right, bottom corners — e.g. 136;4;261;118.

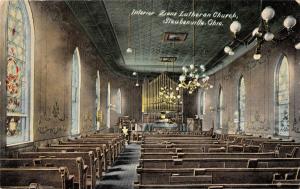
262;142;299;152
0;167;74;189
140;152;277;159
143;140;222;145
83;134;126;153
61;139;117;162
276;145;300;157
52;142;111;170
134;183;300;189
141;143;226;149
0;158;88;189
17;151;96;189
37;145;104;177
136;167;299;185
0;183;56;189
139;158;300;169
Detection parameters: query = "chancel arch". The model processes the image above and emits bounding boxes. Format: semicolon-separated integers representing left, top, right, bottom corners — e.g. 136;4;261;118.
6;0;34;145
71;47;81;135
275;55;290;137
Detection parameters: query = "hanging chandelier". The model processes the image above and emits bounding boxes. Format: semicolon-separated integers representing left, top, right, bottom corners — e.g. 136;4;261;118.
178;64;213;94
225;1;298;59
177;0;213;94
158;86;181;105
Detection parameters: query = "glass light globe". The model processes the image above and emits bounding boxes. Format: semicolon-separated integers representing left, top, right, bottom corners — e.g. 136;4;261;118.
296;0;300;5
132;72;137;76
200;64;205;70
179;75;186;82
178;83;182;87
126;47;133;53
295;42;300;50
228;50;235;56
189;73;194;77
264;32;274;41
253;53;261;60
196;82;201;87
230;21;242;34
252;27;260;37
135;82;139;87
176;87;179;91
188;91;193;94
210;85;213;89
224;46;231;53
182;66;188;72
283;15;297;29
190;64;195;69
261;6;275;22
177;95;181;99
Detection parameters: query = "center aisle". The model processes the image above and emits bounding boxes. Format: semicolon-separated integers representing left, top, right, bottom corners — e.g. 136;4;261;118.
96;143;141;189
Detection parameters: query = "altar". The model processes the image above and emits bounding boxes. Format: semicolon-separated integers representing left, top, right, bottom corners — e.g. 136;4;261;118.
142;119;178;132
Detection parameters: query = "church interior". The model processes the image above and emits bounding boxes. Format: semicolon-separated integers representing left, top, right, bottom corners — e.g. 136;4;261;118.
0;0;300;188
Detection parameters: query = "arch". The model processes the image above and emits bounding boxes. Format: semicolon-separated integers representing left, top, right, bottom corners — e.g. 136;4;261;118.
216;86;223;129
95;70;100;130
198;90;206;116
237;76;245;132
274;55;289;136
71;47;81;135
6;0;34;145
116;88;122;114
106;82;111;128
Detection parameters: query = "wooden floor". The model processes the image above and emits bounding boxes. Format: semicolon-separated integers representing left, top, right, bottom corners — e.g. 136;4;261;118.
97;143;140;189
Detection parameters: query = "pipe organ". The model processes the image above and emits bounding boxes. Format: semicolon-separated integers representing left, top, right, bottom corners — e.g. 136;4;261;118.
142;73;183;123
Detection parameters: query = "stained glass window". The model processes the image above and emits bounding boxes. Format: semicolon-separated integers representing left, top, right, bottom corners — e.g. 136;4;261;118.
217;87;223;129
238;76;245;132
71;48;81;135
6;0;31;145
275;56;289;136
96;71;101;130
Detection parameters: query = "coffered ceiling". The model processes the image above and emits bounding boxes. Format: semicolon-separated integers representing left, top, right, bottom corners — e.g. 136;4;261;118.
66;0;299;77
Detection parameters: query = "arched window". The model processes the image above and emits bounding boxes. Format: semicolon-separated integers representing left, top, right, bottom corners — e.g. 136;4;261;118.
275;56;289;136
198;90;206;116
71;47;81;135
201;91;206;115
116;88;122;114
6;0;33;145
95;71;100;130
106;82;111;128
238;76;245;132
217;87;223;129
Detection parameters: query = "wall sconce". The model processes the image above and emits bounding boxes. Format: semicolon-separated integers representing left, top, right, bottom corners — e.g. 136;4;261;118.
209;106;215;112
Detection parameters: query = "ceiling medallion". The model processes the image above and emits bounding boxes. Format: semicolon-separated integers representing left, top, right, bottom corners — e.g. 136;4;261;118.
160;57;177;63
163;32;188;42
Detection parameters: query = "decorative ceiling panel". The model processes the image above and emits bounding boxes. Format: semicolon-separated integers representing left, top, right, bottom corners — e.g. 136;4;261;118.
66;0;299;76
